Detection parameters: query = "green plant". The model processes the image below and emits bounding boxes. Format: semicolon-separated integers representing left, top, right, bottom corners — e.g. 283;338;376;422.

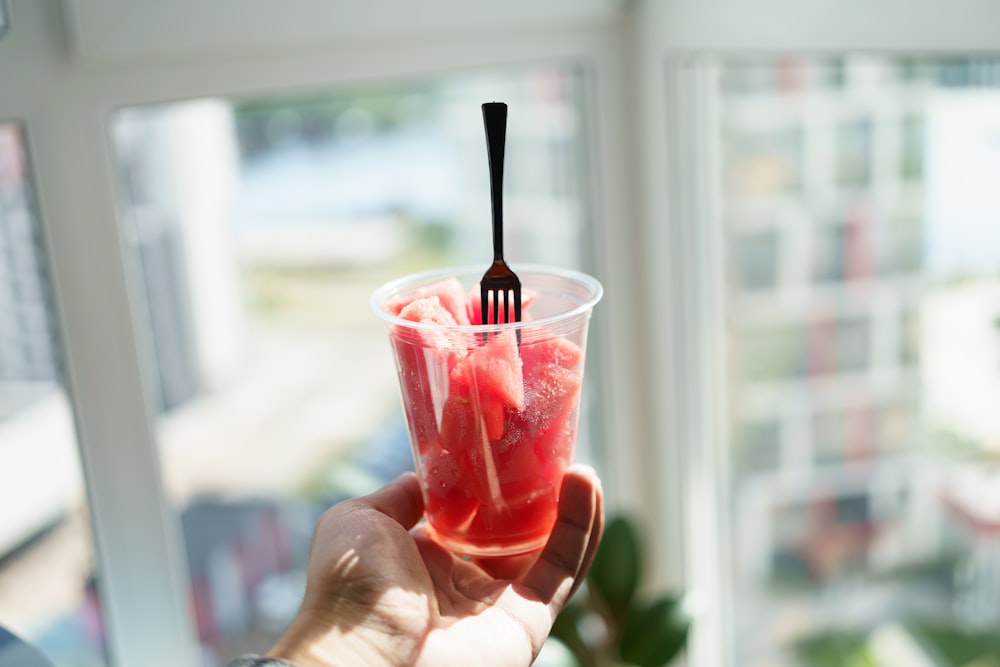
549;515;691;667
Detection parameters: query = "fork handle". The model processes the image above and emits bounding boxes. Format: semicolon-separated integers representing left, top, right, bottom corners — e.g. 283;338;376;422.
483;102;507;262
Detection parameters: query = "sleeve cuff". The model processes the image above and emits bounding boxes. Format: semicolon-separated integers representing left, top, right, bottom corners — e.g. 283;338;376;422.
226;656;302;667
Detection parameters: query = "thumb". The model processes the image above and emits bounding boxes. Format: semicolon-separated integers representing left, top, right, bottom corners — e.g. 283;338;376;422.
520;464;603;607
355;471;425;529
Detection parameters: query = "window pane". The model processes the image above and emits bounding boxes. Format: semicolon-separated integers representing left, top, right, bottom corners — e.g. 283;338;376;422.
0;124;108;665
717;57;1000;666
109;65;593;660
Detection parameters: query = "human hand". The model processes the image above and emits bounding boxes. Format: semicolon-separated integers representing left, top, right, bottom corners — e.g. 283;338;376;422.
266;464;604;667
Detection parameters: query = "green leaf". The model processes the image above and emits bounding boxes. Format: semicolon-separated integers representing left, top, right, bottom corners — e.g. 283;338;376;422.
538;636;584;667
619;595;691;667
588;515;642;616
793;631;869;667
910;619;1000;666
550;599;590;666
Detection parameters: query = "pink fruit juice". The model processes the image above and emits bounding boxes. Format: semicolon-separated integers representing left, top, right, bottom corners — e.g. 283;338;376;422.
372;266;601;557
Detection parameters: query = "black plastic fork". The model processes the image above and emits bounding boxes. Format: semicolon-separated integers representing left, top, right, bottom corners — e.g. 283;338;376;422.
480;101;522;329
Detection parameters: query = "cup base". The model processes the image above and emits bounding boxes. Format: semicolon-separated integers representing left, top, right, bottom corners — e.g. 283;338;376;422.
424;523;549;558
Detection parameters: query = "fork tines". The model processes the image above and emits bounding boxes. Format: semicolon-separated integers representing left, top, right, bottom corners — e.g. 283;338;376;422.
480;261;522;327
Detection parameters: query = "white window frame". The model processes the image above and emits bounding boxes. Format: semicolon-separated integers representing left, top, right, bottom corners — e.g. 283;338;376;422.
5;1;1000;666
634;2;1000;666
1;2;642;665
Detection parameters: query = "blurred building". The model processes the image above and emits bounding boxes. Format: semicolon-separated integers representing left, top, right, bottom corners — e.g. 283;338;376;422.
722;58;927;587
716;55;1000;665
112;103;247;412
0;124;62;391
0;124;82;559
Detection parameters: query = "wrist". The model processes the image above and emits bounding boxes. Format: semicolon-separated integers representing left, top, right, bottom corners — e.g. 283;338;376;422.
266;619;398;667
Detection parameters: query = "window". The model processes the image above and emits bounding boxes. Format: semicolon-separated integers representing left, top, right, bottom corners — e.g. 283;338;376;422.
703;55;1000;666
0;123;108;666
108;64;594;659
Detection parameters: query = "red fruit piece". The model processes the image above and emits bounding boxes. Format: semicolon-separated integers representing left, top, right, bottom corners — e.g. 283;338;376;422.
524;364;581;433
533;410;576;477
391;297;463;456
396;296;464;349
448;330;524;441
439;393;508;507
467;287;542;325
440;394;483;457
388;278;471;325
521;336;583;432
422;446;480;536
521;335;582;376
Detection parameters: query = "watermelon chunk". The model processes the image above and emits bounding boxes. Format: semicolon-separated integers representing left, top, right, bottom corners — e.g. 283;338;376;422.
448;329;524;441
440;394;484;458
440;390;504;452
533;410;576;477
467;286;542;325
523;364;581;434
396;296;465;350
392;297;462;456
422;446;480;534
388;278;471;326
521;334;582;375
520;336;583;433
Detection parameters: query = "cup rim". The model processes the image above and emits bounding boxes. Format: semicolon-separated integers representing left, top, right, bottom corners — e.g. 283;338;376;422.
370;263;603;333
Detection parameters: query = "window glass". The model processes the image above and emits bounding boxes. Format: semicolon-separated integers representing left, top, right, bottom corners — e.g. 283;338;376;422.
718;56;1000;666
109;65;593;660
0;123;108;666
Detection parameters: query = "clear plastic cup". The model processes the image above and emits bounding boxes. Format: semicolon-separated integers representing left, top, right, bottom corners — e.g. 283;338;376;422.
371;264;602;557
